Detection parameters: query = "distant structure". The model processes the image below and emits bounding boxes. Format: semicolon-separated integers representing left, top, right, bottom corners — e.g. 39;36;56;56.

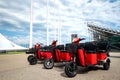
0;33;26;51
87;22;120;50
87;22;120;41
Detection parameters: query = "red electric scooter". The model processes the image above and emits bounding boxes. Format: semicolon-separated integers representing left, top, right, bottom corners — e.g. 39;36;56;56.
43;42;74;69
26;40;59;65
64;38;110;77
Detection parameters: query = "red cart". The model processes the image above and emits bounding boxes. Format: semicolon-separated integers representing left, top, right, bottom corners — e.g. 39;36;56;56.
43;44;74;69
26;40;58;65
64;39;110;77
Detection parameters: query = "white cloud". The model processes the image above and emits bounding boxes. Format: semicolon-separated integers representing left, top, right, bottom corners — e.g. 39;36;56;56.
7;35;29;45
0;0;120;47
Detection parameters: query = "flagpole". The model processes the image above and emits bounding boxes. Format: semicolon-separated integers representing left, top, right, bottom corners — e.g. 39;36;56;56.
58;13;60;45
29;0;33;48
46;0;49;46
59;8;62;44
54;0;56;40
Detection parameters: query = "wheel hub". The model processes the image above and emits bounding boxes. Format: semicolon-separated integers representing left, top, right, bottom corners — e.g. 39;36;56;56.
47;61;51;66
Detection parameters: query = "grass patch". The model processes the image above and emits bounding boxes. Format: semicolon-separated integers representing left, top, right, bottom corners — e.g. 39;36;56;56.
0;51;26;55
7;51;25;54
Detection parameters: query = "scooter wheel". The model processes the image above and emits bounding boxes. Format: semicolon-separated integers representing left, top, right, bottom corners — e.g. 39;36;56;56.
44;59;54;69
103;61;110;70
29;56;37;65
27;55;34;62
65;62;78;77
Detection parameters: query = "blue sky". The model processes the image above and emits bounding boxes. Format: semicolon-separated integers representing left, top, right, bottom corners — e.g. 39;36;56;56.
0;0;120;47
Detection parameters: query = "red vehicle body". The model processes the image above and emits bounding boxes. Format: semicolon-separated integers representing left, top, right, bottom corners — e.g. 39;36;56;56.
42;44;74;69
65;38;110;77
26;41;57;65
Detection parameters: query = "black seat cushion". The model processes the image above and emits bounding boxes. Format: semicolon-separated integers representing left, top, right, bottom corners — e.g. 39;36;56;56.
56;45;64;51
65;43;75;53
97;41;110;52
77;43;85;49
84;42;97;53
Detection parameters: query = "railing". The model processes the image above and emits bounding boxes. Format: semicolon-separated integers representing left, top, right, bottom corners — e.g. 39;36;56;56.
87;23;120;36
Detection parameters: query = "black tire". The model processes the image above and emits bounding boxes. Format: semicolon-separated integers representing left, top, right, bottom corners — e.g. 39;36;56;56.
29;56;37;65
27;55;34;62
44;59;54;69
103;61;110;70
65;62;78;77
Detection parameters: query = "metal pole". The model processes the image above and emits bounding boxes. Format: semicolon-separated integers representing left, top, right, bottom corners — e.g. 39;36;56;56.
29;0;33;48
58;7;62;44
46;0;49;46
54;0;56;40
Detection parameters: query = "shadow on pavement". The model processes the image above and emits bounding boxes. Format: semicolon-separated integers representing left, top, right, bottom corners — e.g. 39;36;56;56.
110;56;120;58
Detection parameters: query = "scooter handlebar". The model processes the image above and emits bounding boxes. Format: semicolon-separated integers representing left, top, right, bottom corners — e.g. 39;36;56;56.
80;38;85;41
